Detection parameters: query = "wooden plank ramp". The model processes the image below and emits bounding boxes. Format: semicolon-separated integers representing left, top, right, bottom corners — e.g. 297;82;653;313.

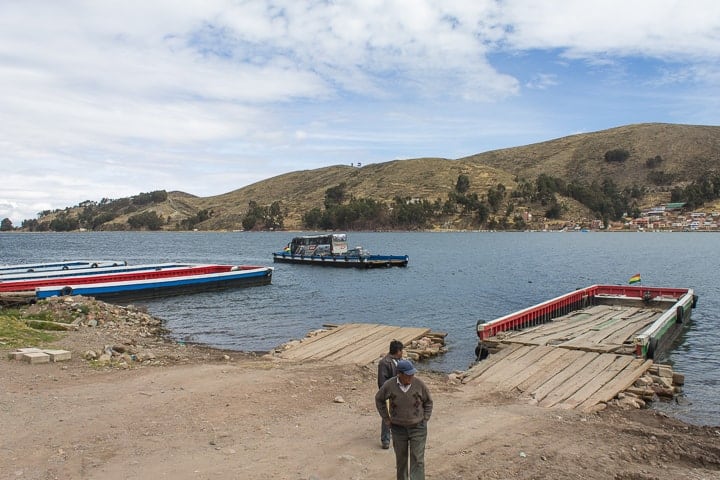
463;302;661;411
277;323;432;365
462;344;653;412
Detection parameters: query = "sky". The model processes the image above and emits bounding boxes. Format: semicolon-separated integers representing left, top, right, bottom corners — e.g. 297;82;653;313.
2;0;720;225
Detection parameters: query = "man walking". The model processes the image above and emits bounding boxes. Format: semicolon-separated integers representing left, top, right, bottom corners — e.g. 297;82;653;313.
377;340;405;449
375;359;433;480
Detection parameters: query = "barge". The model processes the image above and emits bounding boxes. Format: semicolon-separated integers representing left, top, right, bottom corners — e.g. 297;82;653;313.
0;263;273;302
0;260;126;275
476;284;697;361
0;262;191;286
272;234;408;268
34;264;273;302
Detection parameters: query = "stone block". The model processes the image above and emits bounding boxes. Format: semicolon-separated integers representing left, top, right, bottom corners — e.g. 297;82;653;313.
8;347;43;360
43;349;72;362
23;352;51;364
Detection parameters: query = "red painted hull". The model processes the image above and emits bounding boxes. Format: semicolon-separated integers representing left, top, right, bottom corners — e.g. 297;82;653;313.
0;264;267;293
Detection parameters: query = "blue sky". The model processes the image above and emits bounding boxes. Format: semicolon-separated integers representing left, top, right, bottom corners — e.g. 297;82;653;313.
2;0;720;225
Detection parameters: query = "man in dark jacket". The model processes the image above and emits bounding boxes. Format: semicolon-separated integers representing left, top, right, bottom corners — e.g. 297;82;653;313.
375;359;433;480
377;339;404;449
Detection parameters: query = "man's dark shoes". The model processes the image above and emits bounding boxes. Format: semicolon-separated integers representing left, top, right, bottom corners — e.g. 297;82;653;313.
381;443;390;449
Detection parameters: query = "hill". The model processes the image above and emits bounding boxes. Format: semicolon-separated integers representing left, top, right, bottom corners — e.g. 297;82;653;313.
461;123;720;187
23;123;720;231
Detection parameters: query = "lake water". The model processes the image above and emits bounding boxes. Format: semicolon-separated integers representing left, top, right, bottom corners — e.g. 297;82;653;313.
1;231;718;426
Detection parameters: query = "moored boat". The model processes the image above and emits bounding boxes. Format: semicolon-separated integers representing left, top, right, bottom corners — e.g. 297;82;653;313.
272;233;409;268
475;284;697;361
0;263;194;292
0;260;127;275
34;264;273;302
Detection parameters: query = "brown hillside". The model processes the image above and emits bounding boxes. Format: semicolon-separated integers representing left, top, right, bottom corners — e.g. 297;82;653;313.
30;123;720;231
193;159;516;230
461;123;720;187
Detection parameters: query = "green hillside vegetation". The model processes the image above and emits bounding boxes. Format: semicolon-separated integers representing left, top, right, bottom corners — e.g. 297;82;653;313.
13;122;720;232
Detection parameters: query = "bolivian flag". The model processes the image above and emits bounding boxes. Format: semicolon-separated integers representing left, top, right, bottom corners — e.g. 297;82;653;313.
628;273;641;284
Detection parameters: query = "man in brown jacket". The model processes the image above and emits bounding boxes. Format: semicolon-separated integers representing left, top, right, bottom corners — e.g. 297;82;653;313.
377;339;405;448
375;359;433;480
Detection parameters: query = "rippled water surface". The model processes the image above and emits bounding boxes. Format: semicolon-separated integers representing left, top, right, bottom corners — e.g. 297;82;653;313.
2;231;717;425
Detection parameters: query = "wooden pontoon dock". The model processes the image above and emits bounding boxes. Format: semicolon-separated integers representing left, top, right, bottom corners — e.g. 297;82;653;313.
276;323;446;365
279;297;690;413
463;288;695;412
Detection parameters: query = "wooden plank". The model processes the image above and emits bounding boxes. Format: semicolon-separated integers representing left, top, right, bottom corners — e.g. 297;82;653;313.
469;345;536;385
562;308;644;344
327;325;418;364
493;346;558;391
502;347;569;392
279;323;435;365
324;325;401;363
357;327;432;365
281;324;374;360
539;309;626;344
555;309;656;351
516;349;586;394
600;311;660;345
462;344;523;384
306;324;388;361
531;351;598;405
502;310;603;344
579;359;654;412
512;308;621;346
483;308;598;344
350;326;422;362
539;353;617;408
556;355;634;409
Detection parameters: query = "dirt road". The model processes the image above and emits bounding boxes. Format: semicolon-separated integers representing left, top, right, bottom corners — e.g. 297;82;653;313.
2;298;719;480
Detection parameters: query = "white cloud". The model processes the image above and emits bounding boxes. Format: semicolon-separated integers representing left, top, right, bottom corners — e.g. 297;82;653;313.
1;0;720;224
498;0;720;59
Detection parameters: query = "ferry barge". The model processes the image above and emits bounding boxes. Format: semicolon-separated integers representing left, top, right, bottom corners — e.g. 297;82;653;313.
476;284;697;361
0;263;273;302
0;260;126;275
272;234;408;269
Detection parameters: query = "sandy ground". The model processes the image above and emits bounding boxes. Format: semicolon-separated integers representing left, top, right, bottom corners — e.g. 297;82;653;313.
2;306;720;480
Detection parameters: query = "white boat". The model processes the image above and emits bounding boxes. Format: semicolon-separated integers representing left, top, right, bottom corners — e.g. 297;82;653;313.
33;264;273;302
0;260;126;276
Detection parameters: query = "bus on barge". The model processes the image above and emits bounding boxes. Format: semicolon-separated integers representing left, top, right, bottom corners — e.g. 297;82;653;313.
272;234;409;269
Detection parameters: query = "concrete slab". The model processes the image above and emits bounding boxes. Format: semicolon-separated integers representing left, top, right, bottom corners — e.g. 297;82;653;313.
8;347;44;360
22;352;50;364
42;349;72;362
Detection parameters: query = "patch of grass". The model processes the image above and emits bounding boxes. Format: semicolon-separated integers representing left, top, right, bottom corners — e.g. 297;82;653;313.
26;310;57;322
0;313;58;348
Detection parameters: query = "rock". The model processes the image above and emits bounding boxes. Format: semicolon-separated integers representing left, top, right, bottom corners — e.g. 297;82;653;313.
656;364;674;378
617;396;642;409
651;385;676;399
333;396;345;403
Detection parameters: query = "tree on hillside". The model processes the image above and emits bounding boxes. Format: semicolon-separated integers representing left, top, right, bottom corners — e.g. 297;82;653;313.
49;213;79;231
487;183;506;213
1;218;13;231
455;174;470;194
324;183;347;208
128;211;164;230
242;200;284;231
604;149;630;163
